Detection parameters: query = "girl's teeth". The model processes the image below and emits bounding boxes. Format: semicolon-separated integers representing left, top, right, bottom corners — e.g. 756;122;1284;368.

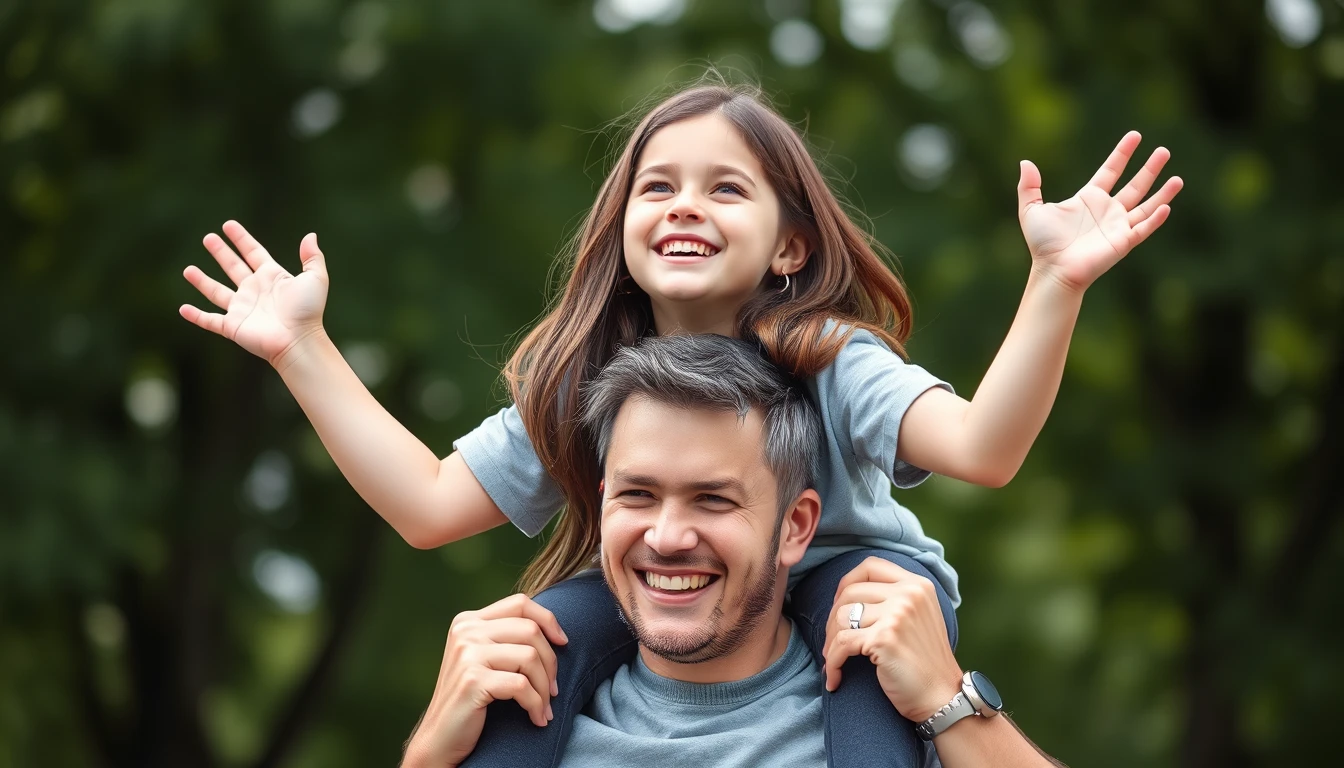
660;240;718;257
644;572;711;591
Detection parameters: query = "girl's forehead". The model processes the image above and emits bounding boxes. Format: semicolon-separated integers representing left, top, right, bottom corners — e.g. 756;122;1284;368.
636;113;765;176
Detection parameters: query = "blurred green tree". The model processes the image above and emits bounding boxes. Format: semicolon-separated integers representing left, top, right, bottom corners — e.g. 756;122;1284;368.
2;1;1340;766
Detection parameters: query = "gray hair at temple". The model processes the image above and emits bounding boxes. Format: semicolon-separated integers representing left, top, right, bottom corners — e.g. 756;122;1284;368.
580;334;822;514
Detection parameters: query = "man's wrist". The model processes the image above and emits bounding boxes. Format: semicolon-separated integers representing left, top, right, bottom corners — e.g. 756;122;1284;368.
908;672;965;723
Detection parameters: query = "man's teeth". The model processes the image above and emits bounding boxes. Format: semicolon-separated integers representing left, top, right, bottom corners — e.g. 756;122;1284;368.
644;572;712;591
660;240;719;257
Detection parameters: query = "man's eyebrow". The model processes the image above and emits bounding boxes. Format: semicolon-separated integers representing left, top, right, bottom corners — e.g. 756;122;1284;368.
610;472;749;497
686;477;749;496
612;471;661;487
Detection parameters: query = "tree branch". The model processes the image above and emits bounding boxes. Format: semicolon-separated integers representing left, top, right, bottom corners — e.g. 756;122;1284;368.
1265;331;1344;613
249;513;382;768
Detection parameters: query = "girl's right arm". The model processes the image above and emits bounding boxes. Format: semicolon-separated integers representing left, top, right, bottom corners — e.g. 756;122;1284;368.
180;221;507;549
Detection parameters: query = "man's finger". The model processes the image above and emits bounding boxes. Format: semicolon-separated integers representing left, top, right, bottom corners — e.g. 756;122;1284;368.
1084;131;1142;193
471;668;549;728
183;265;235;310
474;616;561;697
478;642;554;722
822;627;873;692
476;594;569;647
832;557;919;604
222;220;275;272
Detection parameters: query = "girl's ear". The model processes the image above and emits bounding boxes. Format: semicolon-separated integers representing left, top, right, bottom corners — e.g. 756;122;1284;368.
772;230;811;278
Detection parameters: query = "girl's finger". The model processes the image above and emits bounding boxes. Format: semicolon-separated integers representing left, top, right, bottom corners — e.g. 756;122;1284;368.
1113;147;1171;210
475;668;549;728
1127;204;1171;247
1127;176;1184;227
222;220;275;272
179;304;228;337
1084;131;1142;194
202;233;253;287
1016;160;1043;219
183;265;234;310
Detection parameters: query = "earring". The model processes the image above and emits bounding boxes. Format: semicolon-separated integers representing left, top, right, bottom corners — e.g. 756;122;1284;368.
778;272;791;295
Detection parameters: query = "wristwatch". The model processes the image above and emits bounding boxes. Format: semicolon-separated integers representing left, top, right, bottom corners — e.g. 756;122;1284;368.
915;671;1003;741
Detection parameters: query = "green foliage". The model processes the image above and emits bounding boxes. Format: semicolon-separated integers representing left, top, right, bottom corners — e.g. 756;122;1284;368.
3;0;1341;766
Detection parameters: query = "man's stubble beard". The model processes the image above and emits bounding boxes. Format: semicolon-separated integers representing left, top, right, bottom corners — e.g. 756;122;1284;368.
606;520;784;665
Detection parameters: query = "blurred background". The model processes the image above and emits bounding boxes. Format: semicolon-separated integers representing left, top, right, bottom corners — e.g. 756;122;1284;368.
3;0;1342;766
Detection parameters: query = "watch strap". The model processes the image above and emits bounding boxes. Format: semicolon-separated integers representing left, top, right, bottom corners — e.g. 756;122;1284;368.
915;690;977;741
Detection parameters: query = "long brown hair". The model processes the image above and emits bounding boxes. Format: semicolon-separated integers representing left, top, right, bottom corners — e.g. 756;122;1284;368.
508;80;914;595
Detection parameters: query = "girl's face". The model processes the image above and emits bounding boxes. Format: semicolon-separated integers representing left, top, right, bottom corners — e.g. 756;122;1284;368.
623;112;806;336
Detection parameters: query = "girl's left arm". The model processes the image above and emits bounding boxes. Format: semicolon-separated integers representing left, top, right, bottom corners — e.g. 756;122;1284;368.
897;132;1183;487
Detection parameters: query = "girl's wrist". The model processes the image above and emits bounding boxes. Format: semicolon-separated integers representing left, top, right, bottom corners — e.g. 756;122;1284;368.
270;325;330;374
1027;262;1089;299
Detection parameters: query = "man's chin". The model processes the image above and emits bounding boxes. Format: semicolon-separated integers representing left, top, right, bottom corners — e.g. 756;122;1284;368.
635;625;720;663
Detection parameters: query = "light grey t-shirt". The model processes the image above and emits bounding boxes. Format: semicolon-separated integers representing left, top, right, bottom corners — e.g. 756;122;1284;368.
454;328;960;605
558;623;824;767
558;622;942;768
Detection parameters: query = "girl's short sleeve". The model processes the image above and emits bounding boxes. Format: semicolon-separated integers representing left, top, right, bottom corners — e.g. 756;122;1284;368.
820;329;953;489
453;405;564;537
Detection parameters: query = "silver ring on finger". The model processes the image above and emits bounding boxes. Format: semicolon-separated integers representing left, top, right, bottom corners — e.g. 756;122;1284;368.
848;602;865;630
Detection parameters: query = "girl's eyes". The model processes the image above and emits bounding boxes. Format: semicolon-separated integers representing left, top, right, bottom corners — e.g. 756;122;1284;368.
640;182;745;196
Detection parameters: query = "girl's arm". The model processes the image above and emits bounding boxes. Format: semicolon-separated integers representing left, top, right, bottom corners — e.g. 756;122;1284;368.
181;221;507;548
275;329;508;548
896;132;1183;487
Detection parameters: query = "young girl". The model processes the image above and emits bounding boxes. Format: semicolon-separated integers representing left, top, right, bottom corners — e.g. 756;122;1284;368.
180;82;1179;765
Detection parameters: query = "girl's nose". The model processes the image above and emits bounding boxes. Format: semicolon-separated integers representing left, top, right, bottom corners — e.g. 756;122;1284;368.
665;193;704;223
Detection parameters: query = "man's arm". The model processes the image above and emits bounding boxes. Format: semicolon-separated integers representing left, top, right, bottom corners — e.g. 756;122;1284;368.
820;557;1065;768
927;713;1068;768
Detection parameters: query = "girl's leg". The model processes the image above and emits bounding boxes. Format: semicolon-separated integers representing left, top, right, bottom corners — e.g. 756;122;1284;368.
788;550;959;768
459;569;637;768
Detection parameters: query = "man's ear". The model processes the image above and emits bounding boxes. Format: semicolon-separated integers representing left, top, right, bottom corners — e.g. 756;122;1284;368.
771;230;810;279
778;489;821;569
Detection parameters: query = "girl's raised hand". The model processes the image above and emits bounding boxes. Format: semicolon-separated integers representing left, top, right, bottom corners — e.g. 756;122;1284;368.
180;221;329;367
1017;131;1183;292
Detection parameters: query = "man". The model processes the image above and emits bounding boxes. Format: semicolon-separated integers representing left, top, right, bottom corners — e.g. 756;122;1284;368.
402;335;1061;768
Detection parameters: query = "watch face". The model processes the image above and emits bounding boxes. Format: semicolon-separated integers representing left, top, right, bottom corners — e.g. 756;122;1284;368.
970;671;1003;711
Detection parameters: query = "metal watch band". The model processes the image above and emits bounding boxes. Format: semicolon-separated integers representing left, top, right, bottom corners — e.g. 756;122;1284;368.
915;690;977;741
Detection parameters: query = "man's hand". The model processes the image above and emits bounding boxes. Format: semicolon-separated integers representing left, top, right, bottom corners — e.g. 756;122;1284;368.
820;557;963;723
402;594;568;768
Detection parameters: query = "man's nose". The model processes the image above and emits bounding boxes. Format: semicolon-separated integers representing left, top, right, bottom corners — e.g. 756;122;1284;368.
645;504;698;554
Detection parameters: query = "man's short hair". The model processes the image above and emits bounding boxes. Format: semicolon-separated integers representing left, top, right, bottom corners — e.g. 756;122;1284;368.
580;334;822;513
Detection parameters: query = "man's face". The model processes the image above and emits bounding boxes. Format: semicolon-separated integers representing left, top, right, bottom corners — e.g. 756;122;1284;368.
599;396;793;666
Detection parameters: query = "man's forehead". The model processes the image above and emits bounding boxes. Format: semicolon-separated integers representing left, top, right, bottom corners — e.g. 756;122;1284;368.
606;397;772;486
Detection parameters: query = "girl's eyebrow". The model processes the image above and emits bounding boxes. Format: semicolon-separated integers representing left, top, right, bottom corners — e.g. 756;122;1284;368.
633;163;758;189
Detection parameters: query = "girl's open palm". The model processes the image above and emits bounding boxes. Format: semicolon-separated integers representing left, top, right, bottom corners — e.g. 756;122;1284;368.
180;221;329;366
1018;131;1183;291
